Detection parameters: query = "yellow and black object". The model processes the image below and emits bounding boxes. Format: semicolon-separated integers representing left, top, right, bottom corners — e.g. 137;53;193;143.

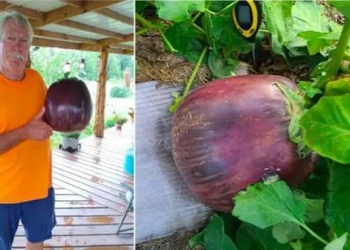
232;0;262;43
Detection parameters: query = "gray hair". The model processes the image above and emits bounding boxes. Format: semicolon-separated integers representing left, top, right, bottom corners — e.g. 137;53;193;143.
0;10;33;44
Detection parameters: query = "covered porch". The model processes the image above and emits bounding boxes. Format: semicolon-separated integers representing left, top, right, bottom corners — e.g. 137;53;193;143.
13;128;134;249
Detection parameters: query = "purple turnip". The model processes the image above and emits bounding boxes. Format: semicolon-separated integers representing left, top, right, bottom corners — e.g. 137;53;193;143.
171;74;316;212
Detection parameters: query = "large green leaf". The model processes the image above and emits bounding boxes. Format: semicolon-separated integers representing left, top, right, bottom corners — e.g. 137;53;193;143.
232;181;306;228
236;223;290;250
324;233;348;250
299;94;350;164
165;20;206;63
262;0;293;59
325;77;350;96
272;222;306;244
155;0;205;22
328;0;350;19
206;1;250;51
325;161;350;235
287;0;329;56
189;213;237;250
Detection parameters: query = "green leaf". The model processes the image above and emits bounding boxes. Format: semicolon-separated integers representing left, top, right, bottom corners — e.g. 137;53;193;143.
189;230;205;249
272;222;306;244
298;81;323;98
206;1;250;52
300;197;324;224
165;20;205;63
232;181;306;228
298;31;340;56
262;0;293;59
288;0;329;54
189;213;237;250
325;161;350;235
208;50;235;78
299;94;350;164
324;233;348;250
290;240;303;250
328;0;350;19
204;214;237;250
155;0;205;22
325;77;350;96
236;223;290;250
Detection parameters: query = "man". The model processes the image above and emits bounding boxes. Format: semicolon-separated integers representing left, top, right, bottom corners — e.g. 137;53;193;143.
0;10;56;250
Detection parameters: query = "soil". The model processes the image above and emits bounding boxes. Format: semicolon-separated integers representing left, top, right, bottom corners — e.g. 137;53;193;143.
136;229;204;250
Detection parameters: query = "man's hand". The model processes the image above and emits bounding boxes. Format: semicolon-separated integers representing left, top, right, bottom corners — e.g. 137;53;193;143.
0;107;53;154
23;107;53;141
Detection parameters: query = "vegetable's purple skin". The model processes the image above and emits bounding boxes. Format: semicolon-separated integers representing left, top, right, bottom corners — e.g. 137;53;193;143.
45;78;93;133
171;75;317;212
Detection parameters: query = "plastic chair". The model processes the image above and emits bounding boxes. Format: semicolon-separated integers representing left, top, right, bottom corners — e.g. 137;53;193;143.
116;182;134;234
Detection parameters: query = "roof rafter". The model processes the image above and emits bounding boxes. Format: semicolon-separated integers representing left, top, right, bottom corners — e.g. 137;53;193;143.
95;9;133;26
57;20;125;40
0;2;44;21
33;29;97;44
97;36;133;46
32;37;133;55
32;0;123;28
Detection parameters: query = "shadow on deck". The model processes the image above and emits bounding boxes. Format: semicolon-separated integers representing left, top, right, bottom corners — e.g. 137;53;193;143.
13;128;134;249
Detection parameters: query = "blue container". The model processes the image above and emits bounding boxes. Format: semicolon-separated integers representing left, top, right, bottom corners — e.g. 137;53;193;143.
123;147;134;176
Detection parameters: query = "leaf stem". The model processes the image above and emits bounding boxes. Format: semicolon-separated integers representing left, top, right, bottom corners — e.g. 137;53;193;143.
183;46;208;97
317;17;350;89
135;13;177;52
204;1;238;15
136;27;150;36
191;11;202;23
298;223;329;245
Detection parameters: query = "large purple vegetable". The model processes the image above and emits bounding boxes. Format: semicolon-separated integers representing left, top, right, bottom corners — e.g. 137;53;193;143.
171;75;316;212
45;78;93;132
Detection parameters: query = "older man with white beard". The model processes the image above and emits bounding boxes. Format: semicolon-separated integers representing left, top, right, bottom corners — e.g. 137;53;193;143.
0;10;55;250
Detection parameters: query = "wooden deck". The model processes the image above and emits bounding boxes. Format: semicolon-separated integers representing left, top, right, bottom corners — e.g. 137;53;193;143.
13;128;134;249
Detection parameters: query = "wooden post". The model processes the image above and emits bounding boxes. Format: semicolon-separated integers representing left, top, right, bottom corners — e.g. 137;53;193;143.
93;45;109;138
26;51;31;68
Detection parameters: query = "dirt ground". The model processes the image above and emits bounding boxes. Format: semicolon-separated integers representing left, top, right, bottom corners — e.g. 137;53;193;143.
136;229;204;250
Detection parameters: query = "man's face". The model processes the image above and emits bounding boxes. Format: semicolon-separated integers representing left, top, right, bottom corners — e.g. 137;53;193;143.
0;19;30;78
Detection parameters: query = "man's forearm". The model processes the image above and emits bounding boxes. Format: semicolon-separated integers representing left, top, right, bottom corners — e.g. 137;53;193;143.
0;127;27;154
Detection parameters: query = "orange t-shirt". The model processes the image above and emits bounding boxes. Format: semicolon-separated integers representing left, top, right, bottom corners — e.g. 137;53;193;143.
0;69;52;203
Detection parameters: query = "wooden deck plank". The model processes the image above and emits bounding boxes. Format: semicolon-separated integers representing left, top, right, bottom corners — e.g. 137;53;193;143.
54;207;125;216
13;235;133;248
16;224;133;235
52;154;131;190
13;128;134;249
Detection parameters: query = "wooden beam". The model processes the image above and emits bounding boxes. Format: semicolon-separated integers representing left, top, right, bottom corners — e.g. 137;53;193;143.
93;34;134;48
111;44;133;50
123;34;134;42
32;0;122;28
95;9;133;26
94;46;109;138
110;48;133;55
32;37;131;54
60;0;85;8
32;37;80;50
34;29;97;44
26;51;31;68
0;3;44;21
96;38;123;46
57;20;125;39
